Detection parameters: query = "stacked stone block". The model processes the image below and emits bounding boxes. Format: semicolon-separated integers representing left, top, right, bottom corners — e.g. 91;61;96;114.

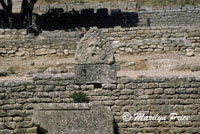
103;26;200;55
138;9;200;27
0;29;81;57
0;26;200;57
32;2;200;28
33;1;137;14
0;74;200;133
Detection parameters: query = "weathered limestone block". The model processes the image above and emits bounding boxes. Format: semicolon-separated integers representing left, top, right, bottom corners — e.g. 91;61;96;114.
74;64;116;84
35;49;57;56
75;28;114;64
15;51;26;57
0;129;13;134
0;48;7;54
32;103;114;134
75;28;117;84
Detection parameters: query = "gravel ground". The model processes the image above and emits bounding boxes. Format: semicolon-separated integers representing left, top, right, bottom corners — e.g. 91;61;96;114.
1;53;200;78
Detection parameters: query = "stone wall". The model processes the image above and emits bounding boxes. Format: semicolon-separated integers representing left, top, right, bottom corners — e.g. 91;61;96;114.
1;26;200;57
104;26;200;56
33;1;137;14
32;3;200;28
0;74;200;134
138;8;200;27
0;29;81;57
2;2;200;28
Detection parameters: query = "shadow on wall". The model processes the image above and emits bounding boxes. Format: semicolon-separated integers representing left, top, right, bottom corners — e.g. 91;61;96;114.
0;8;139;30
114;120;119;134
36;8;139;31
0;10;7;28
0;11;31;29
37;126;48;134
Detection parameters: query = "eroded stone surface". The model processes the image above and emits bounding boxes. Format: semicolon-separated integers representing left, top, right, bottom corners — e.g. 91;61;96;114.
75;27;114;64
32;103;114;134
74;64;117;84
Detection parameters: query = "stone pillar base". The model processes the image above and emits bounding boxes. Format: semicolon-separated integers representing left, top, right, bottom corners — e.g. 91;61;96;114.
74;64;117;84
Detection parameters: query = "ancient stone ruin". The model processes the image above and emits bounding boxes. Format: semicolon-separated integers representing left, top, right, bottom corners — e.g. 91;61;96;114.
30;28;117;134
1;1;200;134
74;27;117;84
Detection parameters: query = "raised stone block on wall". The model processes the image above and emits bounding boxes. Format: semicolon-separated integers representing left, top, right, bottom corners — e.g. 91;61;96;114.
68;3;90;11
118;2;128;11
49;4;67;12
74;27;117;84
127;1;137;10
39;5;49;13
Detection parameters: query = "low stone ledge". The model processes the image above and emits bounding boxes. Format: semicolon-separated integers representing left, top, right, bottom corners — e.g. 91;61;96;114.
0;78;34;86
33;103;91;110
117;75;200;83
32;103;114;134
33;73;74;81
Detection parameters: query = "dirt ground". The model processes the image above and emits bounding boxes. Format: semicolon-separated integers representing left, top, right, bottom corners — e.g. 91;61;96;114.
1;53;200;79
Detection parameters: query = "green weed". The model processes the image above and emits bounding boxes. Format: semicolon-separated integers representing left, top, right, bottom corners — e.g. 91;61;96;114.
70;92;89;103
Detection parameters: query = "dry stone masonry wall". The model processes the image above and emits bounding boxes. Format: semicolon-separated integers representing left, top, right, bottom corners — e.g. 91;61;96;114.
138;8;200;27
104;26;200;56
0;74;200;134
2;2;200;28
0;29;81;57
1;26;200;57
1;2;200;134
33;3;200;27
33;1;137;14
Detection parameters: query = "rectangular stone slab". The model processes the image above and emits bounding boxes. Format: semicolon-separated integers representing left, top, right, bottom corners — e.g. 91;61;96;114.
74;64;117;84
32;103;114;134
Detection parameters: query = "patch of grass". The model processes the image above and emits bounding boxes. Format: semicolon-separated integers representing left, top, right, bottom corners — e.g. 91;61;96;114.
185;0;190;5
70;92;89;103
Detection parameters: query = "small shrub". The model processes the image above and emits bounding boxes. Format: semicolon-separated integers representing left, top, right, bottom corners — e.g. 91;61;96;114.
7;67;15;75
185;0;190;5
168;0;177;3
70;92;89;103
79;0;85;4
